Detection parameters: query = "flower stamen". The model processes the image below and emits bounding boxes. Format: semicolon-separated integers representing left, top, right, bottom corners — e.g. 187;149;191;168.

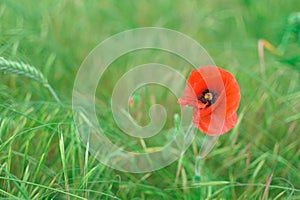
198;89;217;107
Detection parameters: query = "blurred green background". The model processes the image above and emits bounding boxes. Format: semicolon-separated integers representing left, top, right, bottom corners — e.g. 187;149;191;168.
0;0;300;199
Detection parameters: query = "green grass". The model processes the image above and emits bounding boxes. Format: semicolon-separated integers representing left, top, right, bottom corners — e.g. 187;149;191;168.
1;0;300;199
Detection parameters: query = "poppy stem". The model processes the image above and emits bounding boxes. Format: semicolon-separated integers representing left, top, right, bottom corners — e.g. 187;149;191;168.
199;136;218;158
194;135;218;182
194;156;201;182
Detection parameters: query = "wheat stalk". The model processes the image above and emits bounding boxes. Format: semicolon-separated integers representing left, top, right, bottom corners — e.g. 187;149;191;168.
0;57;61;104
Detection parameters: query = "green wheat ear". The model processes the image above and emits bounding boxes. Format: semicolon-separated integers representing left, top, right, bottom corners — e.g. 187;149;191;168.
0;57;61;104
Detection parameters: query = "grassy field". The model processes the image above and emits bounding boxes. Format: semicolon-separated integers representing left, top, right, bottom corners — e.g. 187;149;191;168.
1;0;300;199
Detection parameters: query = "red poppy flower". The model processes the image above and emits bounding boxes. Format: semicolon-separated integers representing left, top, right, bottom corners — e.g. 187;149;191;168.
178;66;240;136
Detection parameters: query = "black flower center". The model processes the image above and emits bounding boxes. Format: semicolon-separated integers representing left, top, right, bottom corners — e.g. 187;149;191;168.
198;89;217;107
